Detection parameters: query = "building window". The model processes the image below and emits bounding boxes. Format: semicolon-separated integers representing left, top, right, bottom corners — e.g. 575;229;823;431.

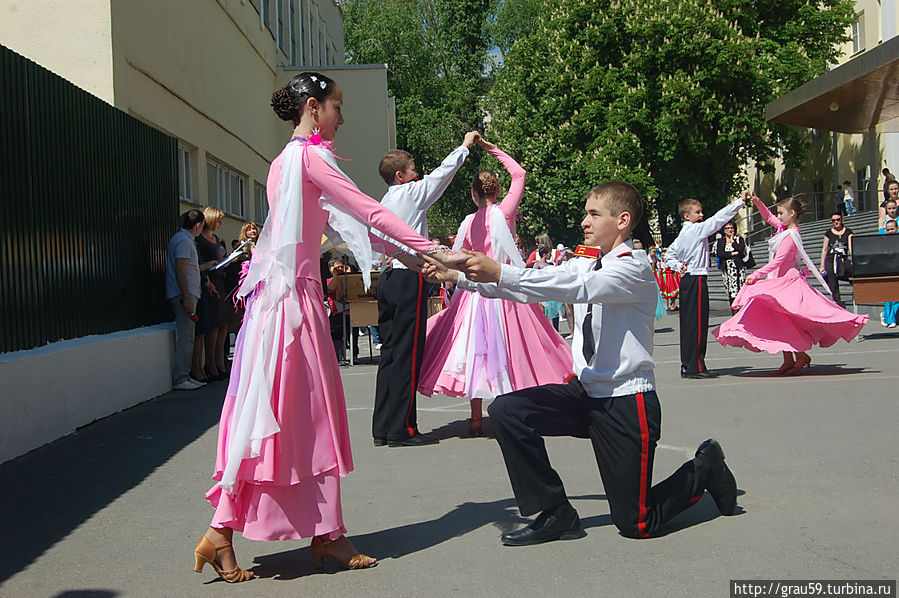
261;0;273;34
254;182;268;223
288;0;298;64
299;0;307;64
178;145;194;203
851;15;864;54
857;167;870;211
277;0;288;54
207;159;246;217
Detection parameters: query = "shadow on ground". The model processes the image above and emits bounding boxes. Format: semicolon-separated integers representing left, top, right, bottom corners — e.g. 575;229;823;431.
250;489;737;580
860;331;899;341
250;497;524;580
0;382;226;582
728;364;868;377
52;591;119;598
427;417;496;440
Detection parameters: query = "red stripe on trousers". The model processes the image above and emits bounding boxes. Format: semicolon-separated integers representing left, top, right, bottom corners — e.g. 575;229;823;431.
635;392;650;538
696;278;704;372
405;274;424;436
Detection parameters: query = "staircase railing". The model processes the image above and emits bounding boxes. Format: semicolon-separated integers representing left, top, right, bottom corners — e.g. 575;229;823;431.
734;190;878;247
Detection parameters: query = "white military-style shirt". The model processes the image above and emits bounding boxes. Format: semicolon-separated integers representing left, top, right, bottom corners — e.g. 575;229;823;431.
373;145;469;269
457;241;657;398
663;198;744;276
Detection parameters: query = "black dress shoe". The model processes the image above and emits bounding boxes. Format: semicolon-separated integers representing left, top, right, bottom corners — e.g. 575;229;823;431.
695;439;737;515
682;370;718;379
373;437;387;447
387;434;439;447
501;502;586;546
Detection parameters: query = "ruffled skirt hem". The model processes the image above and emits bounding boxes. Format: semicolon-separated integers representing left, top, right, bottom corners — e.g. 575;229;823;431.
713;271;868;354
206;468;346;542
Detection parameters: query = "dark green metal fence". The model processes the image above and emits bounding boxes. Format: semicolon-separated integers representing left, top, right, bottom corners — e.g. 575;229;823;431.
1;44;178;353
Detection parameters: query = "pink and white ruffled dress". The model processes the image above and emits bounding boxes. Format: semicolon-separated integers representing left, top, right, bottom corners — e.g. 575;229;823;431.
417;148;573;400
206;138;439;541
713;203;868;354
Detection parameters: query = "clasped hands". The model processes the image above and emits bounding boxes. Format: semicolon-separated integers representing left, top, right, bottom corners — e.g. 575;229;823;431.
421;250;503;284
744;189;762;208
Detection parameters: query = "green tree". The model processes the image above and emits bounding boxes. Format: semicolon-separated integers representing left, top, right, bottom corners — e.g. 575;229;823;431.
487;0;855;245
343;0;492;236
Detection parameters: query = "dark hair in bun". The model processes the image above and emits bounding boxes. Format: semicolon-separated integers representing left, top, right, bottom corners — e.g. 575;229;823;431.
472;170;500;199
271;72;336;125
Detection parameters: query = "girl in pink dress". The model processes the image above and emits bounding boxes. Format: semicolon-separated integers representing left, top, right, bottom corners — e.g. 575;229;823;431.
713;196;868;374
193;72;463;582
418;139;573;436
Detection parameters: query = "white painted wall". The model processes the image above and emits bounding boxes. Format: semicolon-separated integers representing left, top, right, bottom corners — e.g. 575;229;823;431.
0;324;174;464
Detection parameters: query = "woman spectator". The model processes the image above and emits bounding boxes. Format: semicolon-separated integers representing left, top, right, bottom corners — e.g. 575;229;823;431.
224;222;261;347
819;212;854;307
534;245;565;330
239;221;259;255
191;242;218;383
879;219;898;327
525;233;553;267
196;207;231;379
714;221;752;314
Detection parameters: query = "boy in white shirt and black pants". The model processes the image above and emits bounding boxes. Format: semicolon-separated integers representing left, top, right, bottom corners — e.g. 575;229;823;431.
423;181;738;543
664;194;747;378
372;132;478;447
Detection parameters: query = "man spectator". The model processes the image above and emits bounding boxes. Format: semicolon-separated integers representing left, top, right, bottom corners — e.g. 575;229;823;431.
165;210;206;390
834;184;845;217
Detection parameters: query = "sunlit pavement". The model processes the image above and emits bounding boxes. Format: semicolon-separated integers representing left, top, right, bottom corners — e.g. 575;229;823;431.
2;311;896;597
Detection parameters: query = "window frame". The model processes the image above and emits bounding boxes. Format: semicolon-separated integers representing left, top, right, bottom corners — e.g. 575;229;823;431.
177;144;195;204
206;158;247;218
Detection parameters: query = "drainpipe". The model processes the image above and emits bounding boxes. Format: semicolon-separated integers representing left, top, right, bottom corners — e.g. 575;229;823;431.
832;131;839;204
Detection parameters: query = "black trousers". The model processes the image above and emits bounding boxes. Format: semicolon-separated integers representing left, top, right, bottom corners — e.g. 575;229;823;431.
678;274;710;374
373;268;428;440
823;264;843;306
489;379;708;538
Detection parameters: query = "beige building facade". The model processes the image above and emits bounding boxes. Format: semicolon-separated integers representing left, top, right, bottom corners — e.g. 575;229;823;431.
0;0;395;463
749;0;899;214
0;0;395;244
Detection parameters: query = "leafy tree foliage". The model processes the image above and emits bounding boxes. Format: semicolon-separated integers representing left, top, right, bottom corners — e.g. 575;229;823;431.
343;0;492;235
487;0;855;244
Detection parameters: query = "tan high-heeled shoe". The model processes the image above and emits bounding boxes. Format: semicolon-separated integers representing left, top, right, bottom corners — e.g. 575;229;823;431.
771;361;795;376
310;536;377;570
786;354;811;374
193;536;255;583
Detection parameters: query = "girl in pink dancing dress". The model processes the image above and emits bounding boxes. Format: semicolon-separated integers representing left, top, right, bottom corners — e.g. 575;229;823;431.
193;72;464;583
713;196;868;374
418;138;573;435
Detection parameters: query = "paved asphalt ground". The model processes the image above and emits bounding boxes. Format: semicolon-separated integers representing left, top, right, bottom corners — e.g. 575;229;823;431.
2;310;897;598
